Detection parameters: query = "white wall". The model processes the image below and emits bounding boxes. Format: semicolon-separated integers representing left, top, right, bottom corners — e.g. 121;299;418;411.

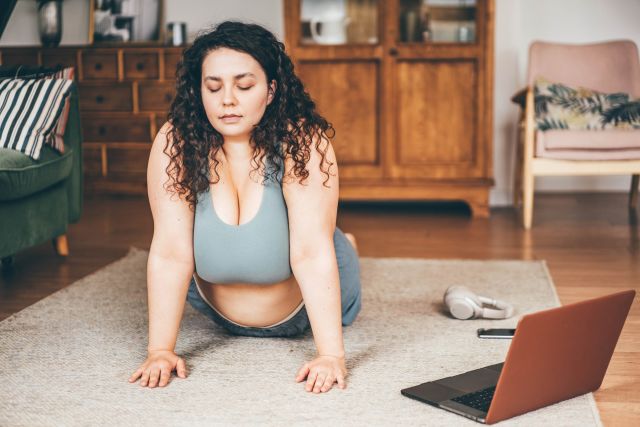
0;0;90;45
164;0;283;42
2;0;640;206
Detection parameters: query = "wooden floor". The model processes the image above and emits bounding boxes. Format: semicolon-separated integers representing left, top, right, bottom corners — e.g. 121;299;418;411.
1;193;638;425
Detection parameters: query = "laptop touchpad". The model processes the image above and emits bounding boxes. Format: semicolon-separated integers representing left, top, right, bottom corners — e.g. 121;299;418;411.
401;381;461;404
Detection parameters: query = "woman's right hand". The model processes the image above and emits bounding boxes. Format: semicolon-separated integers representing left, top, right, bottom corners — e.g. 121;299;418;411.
128;350;188;387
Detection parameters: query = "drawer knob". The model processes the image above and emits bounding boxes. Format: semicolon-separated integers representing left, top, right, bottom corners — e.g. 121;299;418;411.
96;95;105;104
136;62;145;71
98;126;107;135
164;93;173;103
94;62;103;71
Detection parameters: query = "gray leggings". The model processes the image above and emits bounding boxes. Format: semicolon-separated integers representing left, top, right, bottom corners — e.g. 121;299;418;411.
186;227;362;337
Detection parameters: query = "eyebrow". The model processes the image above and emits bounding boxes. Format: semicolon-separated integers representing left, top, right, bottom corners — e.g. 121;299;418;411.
204;73;256;82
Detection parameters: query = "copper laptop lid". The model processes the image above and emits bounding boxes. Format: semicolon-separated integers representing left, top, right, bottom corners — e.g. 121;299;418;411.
486;290;635;424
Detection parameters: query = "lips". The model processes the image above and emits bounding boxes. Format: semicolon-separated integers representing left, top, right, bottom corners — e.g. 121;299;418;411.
220;114;242;124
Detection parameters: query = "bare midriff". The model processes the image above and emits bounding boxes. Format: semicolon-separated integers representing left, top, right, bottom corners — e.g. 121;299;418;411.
193;273;304;328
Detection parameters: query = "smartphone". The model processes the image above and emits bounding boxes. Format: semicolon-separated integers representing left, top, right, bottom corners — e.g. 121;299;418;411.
477;328;516;339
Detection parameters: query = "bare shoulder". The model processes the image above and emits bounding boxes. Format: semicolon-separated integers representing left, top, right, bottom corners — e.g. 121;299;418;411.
151;121;176;155
158;120;174;136
281;123;337;186
150;121;173;155
147;121;188;201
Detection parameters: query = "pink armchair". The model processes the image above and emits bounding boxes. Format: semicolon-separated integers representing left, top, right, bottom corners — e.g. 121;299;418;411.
512;40;640;229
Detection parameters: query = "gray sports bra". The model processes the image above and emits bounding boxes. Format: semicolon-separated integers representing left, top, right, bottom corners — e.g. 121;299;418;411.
193;153;292;284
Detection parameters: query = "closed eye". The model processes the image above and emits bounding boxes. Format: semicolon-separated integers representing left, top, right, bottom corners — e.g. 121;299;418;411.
206;85;254;93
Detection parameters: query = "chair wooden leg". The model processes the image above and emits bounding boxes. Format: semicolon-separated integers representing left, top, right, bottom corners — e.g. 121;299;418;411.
53;234;69;256
630;174;639;208
523;167;534;229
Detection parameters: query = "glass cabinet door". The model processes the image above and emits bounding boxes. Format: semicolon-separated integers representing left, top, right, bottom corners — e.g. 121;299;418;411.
398;0;476;44
300;0;379;45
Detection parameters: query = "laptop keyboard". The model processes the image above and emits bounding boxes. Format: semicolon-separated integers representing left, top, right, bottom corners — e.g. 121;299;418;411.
451;386;496;413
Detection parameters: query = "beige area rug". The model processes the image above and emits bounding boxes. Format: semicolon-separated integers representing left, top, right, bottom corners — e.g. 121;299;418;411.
0;248;602;426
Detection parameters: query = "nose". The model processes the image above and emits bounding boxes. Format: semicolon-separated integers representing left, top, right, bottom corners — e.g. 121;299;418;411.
222;86;237;106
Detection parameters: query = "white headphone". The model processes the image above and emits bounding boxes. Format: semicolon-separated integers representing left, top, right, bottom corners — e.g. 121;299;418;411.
443;286;514;320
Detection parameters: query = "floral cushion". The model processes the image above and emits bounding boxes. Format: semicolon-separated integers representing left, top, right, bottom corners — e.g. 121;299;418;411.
534;77;640;131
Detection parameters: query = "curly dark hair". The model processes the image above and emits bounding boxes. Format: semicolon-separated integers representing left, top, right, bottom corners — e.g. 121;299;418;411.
164;21;335;210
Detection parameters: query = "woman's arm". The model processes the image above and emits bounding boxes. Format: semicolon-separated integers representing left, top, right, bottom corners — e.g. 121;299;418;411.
130;123;194;388
145;122;195;352
283;134;346;392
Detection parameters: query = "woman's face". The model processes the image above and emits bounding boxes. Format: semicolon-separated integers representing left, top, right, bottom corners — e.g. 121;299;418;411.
200;47;275;140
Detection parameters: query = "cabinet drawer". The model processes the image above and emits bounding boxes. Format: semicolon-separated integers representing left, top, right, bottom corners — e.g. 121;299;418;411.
0;49;39;66
78;83;133;111
124;52;159;79
164;52;181;80
82;115;151;142
82;52;118;79
107;146;150;181
42;50;77;69
138;82;176;112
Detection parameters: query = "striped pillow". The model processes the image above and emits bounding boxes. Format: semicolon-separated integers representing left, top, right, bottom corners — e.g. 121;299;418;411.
0;78;73;160
45;67;75;153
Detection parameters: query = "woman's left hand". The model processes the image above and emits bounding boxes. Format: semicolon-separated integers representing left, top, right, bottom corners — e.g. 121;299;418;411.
295;355;347;393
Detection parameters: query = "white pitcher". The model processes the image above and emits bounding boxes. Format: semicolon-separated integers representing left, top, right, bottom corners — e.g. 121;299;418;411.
310;14;351;44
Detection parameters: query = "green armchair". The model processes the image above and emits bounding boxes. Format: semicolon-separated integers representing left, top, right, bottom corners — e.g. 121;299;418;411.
0;81;83;265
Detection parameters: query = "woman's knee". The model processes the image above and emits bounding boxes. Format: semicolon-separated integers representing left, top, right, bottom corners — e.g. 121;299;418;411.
344;232;358;255
342;291;362;326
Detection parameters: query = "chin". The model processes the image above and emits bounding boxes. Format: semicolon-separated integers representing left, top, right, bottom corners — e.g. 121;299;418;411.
212;122;245;134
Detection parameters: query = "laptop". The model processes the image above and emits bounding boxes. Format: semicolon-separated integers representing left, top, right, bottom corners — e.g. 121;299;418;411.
401;290;635;424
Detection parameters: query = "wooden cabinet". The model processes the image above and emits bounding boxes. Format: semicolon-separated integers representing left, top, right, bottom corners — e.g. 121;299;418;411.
285;0;494;216
0;45;183;194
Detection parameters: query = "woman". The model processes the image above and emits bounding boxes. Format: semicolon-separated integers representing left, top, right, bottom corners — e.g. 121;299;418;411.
128;21;362;394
